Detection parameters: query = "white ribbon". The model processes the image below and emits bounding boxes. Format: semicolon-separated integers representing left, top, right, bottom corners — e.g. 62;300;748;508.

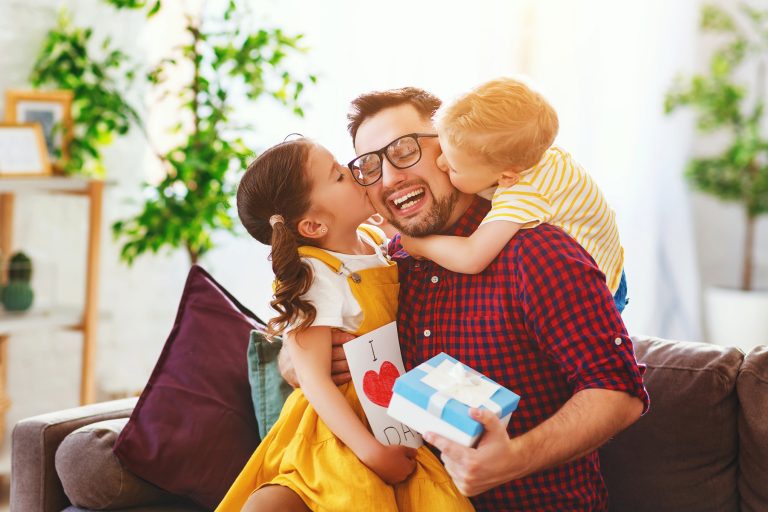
419;361;501;417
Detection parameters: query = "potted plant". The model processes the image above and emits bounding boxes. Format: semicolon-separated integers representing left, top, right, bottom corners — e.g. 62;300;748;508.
110;0;316;265
665;3;768;350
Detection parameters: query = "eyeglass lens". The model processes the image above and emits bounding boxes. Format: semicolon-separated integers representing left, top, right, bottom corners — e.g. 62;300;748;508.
350;135;422;185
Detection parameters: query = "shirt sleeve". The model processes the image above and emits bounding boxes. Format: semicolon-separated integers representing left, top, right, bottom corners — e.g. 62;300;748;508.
481;182;553;227
287;258;346;331
513;225;649;412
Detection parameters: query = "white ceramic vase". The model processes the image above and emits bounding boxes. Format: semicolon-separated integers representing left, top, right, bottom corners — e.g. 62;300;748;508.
704;286;768;352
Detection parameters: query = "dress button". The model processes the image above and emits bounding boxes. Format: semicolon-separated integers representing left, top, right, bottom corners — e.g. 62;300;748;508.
430;276;439;284
424;329;432;337
614;337;622;346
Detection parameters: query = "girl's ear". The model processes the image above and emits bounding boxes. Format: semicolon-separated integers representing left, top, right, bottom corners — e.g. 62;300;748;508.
297;217;328;239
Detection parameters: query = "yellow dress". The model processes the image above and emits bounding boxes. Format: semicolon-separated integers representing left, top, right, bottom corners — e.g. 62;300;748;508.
216;228;474;512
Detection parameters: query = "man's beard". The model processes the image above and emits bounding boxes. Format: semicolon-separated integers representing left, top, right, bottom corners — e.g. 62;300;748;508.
387;186;461;237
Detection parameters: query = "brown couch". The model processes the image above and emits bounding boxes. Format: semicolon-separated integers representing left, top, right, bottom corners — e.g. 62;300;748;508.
10;335;768;512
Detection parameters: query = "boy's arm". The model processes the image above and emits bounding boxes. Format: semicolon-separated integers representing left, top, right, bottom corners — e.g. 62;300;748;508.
290;326;417;483
401;220;523;274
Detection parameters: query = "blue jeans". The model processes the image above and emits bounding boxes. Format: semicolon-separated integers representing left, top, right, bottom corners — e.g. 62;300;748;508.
613;270;628;314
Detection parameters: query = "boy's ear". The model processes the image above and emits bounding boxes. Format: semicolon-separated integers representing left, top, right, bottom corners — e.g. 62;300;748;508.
297;216;328;239
499;170;520;188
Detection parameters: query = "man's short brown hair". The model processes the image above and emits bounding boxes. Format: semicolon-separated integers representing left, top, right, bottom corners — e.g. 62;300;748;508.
347;87;442;144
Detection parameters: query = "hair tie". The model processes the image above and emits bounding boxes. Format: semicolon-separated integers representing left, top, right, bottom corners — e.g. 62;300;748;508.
269;214;285;228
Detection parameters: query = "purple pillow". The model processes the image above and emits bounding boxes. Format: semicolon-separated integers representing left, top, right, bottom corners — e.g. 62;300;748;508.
113;265;264;510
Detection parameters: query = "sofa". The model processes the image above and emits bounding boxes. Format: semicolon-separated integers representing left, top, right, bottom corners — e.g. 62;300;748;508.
10;334;768;512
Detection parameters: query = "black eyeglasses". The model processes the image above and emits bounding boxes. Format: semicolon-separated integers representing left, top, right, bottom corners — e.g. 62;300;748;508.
346;133;438;186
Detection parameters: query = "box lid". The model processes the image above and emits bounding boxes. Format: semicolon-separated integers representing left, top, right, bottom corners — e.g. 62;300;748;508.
392;352;520;437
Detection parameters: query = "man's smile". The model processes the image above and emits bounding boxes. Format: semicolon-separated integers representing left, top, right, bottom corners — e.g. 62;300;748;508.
388;186;426;214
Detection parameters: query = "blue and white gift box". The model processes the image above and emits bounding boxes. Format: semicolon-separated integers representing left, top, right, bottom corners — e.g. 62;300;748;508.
387;352;520;447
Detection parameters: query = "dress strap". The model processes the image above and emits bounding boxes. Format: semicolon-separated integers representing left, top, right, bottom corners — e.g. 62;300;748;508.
297;246;344;274
357;224;384;246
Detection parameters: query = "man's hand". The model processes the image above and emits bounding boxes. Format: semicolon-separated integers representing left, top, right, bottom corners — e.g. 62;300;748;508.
329;329;354;385
424;408;523;496
278;329;354;387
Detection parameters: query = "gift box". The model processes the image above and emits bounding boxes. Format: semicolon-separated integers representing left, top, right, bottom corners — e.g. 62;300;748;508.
387;352;520;447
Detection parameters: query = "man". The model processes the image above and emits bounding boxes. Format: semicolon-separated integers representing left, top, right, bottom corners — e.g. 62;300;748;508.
283;87;648;511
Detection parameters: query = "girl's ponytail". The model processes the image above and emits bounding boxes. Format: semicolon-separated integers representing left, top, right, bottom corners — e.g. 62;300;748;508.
236;138;318;338
267;216;315;336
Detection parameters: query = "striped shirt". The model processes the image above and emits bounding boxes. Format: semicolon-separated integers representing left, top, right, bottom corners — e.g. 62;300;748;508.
479;146;624;293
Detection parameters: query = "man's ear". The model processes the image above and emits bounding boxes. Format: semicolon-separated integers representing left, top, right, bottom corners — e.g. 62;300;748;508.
297;216;328;239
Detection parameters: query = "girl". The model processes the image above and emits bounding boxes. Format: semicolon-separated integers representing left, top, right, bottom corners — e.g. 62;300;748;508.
217;138;474;512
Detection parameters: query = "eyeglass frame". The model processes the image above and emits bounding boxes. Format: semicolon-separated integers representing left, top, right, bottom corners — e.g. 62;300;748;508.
346;132;438;187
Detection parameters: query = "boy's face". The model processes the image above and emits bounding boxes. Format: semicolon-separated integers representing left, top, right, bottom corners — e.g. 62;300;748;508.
437;136;506;195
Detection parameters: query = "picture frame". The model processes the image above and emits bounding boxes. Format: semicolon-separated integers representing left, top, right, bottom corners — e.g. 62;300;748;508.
0;123;52;177
5;90;74;173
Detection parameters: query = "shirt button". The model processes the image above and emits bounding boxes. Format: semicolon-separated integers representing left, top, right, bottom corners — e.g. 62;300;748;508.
614;338;623;346
424;329;432;337
430;276;439;284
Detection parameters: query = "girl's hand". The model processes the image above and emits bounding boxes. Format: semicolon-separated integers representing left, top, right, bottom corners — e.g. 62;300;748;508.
363;443;418;484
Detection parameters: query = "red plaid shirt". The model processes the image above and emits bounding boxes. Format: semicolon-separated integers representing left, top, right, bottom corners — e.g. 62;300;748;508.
391;197;649;512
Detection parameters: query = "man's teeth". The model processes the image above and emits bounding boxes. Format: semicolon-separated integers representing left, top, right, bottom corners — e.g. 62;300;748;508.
393;188;424;207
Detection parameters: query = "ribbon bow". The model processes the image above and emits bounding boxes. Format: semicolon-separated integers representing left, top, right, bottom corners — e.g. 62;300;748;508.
419;361;501;416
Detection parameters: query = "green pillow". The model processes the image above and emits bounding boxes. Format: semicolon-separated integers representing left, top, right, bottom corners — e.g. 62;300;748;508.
247;330;294;438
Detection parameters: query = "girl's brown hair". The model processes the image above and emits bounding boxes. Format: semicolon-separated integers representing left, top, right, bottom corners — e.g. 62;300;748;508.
237;138;317;337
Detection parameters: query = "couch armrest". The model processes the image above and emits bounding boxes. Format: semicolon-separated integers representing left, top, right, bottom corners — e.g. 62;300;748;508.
11;397;138;512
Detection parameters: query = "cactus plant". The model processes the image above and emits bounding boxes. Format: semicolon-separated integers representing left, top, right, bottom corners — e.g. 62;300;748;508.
3;251;34;312
8;252;32;282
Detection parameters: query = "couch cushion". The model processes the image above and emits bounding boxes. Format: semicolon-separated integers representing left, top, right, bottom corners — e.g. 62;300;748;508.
599;335;743;512
113;265;265;510
56;418;177;510
738;345;768;512
247;331;293;439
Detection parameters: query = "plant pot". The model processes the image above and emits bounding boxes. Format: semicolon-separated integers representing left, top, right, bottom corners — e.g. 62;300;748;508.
2;281;34;312
704;286;768;352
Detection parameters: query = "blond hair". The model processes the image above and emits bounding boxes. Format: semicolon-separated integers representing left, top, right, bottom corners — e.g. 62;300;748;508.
436;78;559;170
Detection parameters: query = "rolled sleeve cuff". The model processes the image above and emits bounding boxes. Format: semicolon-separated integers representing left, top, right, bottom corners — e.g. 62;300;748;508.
571;334;650;414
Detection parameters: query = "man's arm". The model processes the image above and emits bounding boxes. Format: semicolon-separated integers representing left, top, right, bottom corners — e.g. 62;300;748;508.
278;329;355;387
424;388;643;496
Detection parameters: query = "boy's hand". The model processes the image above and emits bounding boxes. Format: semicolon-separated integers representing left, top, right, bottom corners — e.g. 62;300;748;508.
363;444;418;484
399;234;426;258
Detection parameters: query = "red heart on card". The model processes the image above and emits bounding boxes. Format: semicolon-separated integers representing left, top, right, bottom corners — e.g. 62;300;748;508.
363;361;400;408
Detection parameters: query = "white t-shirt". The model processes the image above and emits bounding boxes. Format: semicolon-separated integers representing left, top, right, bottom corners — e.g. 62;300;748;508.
290;226;390;334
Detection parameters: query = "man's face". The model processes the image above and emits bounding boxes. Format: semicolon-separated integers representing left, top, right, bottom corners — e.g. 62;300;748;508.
354;104;471;237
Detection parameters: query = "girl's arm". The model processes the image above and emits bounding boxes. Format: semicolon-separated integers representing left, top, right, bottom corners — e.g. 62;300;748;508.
289;326;417;483
401;220;523;274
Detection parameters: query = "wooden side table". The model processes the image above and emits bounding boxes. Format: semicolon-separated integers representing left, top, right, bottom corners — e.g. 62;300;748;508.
0;177;104;442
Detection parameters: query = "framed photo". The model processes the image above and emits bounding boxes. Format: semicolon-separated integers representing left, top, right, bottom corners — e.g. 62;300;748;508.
5;90;73;172
0;123;52;177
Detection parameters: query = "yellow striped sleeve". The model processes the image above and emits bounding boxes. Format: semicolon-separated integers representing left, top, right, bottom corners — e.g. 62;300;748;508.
480;181;552;227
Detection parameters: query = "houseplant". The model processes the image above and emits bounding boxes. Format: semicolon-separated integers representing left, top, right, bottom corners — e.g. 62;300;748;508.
110;0;316;265
665;3;768;349
30;8;141;178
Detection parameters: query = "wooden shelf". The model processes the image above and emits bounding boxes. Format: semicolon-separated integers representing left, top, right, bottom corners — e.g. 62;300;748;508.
0;177;95;194
0;307;81;334
0;178;104;408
